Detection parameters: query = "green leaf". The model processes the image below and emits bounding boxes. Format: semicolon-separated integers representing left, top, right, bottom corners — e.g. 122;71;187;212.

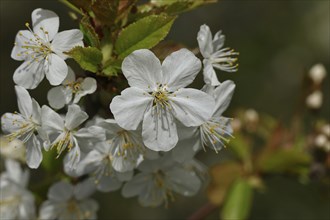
80;16;100;48
256;149;311;175
228;134;252;170
115;14;176;59
67;46;103;73
221;178;253;220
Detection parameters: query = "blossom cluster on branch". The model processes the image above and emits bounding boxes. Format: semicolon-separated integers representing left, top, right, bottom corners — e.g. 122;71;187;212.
1;6;238;219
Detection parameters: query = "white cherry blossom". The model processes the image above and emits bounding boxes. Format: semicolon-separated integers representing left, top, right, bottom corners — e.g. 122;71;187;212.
0;159;36;220
41;104;105;169
197;24;239;86
78;141;133;192
110;49;215;152
1;86;45;168
47;67;97;109
11;8;83;89
98;119;158;172
122;156;202;207
175;81;235;154
39;179;98;220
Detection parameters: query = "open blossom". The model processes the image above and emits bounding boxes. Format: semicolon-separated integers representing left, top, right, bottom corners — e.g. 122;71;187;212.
98;119;157;172
47;67;97;109
78;141;133;192
1;86;45;168
122;156;202;207
177;81;235;153
41;104;105;169
39;180;98;220
197;24;239;86
110;49;215;152
11;8;83;89
0;159;36;220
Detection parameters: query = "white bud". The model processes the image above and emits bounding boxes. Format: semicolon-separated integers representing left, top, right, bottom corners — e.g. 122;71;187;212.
0;136;26;162
321;124;330;137
315;134;327;147
306;90;323;109
245;109;259;123
309;64;327;84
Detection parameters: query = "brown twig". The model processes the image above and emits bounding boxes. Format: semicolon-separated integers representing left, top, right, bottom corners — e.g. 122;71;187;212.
188;202;218;220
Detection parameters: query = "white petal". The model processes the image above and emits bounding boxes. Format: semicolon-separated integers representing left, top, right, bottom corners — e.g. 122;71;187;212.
78;150;103;174
116;171;133;181
122;49;161;90
62;66;76;85
97;176;122;192
166;167;201;196
51;30;84;59
162;49;201;91
213;80;236;116
171;127;200;163
15;86;32;117
39;201;61;220
142;106;178;151
11;30;35;61
32;8;59;41
65;104;88;130
1;113;27;133
74;126;106;144
197;24;213;58
203;59;220;86
74;178;96;200
73;77;97;103
171;88;215;126
13;60;45;89
122;173;149;198
47;86;72;109
41;105;64;132
31;98;42;124
25;135;42;169
47;181;73;202
65;142;81;170
4;159;25;184
110;87;153;130
213;30;225;51
45;53;68;86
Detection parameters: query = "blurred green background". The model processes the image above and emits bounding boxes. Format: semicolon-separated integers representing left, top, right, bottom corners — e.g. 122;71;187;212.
0;0;329;219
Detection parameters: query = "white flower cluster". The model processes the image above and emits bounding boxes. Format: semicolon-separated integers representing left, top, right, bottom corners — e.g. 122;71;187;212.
1;8;238;219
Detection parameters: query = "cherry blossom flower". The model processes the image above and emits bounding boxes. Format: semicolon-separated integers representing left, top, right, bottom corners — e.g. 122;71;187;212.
47;67;97;109
175;81;235;153
77;141;133;192
39;180;98;220
41;104;105;169
122;156;202;207
110;49;215;152
1;86;45;168
0;159;36;220
11;8;83;89
197;24;239;86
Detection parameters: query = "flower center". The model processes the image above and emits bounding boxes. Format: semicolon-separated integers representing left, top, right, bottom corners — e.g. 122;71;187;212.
51;131;73;158
151;84;171;109
16;23;53;62
3;113;38;143
110;130;145;162
200;117;233;153
67;80;83;94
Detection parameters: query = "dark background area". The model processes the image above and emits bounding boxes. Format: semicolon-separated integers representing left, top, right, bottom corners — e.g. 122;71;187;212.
1;0;329;219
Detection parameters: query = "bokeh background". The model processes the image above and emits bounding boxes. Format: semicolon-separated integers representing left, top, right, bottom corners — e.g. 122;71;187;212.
1;0;329;219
